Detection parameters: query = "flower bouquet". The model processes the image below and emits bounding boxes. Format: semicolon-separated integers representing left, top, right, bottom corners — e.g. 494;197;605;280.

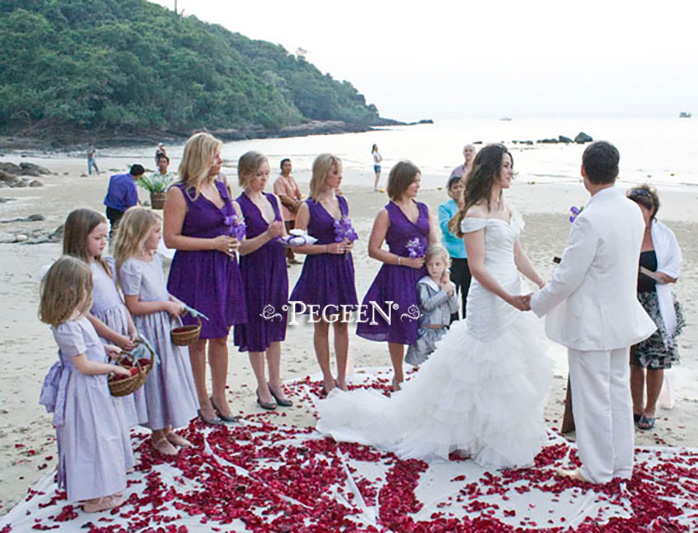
405;238;427;259
333;216;358;257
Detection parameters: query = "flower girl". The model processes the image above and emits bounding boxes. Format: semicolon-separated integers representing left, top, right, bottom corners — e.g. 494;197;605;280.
113;207;199;455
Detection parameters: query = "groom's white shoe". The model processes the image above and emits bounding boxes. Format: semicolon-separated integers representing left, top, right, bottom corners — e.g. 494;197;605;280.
555;468;588;483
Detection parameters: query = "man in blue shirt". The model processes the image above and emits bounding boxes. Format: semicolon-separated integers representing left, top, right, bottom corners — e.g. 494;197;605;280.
104;164;145;233
438;175;470;321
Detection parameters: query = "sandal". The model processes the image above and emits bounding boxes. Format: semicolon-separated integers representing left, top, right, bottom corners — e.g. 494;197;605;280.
83;493;125;513
166;432;192;448
638;415;655;431
633;413;642;424
152;437;178;456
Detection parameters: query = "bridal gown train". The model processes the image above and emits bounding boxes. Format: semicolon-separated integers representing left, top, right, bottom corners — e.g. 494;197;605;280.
317;214;554;469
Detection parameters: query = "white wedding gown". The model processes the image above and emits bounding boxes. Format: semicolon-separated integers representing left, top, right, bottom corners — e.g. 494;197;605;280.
317;214;554;469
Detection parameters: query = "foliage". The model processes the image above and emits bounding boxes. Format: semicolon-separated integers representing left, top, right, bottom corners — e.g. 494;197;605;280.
137;171;173;193
0;0;382;136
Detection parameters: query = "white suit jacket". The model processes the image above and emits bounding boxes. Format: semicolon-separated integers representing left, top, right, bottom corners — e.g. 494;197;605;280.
530;187;656;351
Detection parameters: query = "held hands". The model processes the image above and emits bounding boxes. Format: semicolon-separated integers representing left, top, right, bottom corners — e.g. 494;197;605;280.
403;256;425;269
265;221;284;240
115;334;137;352
105;344;122;361
212;235;240;256
508;293;533;312
327;239;354;254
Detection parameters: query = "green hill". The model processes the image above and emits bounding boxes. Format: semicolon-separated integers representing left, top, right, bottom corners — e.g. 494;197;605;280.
0;0;387;144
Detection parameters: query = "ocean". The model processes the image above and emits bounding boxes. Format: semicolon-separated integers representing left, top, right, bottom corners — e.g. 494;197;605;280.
108;116;698;189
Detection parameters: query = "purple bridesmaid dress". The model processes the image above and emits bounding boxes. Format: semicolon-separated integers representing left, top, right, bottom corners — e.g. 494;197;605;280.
290;196;358;310
167;180;247;338
234;192;288;352
356;201;430;345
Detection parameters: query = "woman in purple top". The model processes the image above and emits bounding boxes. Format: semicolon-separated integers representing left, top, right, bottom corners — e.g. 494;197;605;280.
290;154;358;393
235;151;293;410
356;161;437;390
164;132;247;426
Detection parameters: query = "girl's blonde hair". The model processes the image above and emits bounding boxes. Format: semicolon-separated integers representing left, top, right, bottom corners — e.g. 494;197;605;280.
63;208;111;276
112;207;162;273
309;154;342;199
39;256;93;327
237;151;269;188
424;244;450;267
178;132;223;200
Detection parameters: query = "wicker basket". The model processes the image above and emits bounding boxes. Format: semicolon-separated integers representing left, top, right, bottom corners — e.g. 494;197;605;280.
171;312;202;346
108;341;154;397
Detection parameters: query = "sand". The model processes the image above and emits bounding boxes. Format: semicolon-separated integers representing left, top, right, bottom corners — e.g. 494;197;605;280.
1;155;697;516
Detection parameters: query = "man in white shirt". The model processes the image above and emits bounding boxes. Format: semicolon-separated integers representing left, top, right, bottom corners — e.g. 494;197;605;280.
529;141;655;484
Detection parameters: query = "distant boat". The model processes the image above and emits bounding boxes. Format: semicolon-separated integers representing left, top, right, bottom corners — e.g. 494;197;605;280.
500;117;512;121
679;111;692;118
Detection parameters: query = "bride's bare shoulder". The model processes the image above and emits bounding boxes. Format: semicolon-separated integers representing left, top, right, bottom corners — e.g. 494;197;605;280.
465;203;488;219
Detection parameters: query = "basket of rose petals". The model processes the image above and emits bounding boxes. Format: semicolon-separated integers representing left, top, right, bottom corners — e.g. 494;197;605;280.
108;341;154;397
170;310;202;346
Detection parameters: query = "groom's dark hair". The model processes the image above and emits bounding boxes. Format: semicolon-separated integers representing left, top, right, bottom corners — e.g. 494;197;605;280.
582;141;619;184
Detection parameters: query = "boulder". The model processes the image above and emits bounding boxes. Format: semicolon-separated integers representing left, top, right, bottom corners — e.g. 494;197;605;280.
0;170;20;186
29;179;43;187
0;162;22;175
19;162;52;175
538;138;559;144
558;135;573;143
574;132;593;144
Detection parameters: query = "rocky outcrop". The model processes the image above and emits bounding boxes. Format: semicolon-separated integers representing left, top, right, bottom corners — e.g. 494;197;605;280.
574;132;593;144
558;136;573;143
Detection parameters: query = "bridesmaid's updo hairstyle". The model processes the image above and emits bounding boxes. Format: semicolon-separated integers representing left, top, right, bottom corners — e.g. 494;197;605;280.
179;132;223;200
63;208;111;275
450;144;512;237
387;160;421;201
309;153;342;200
627;184;660;220
112;207;162;273
39;256;93;327
237;151;269;188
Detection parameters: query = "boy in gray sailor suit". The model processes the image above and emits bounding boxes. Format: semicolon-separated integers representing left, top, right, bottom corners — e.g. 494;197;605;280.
406;245;460;365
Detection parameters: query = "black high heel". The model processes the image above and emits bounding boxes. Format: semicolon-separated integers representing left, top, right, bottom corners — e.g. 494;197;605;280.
210;396;241;423
256;390;277;410
268;382;293;407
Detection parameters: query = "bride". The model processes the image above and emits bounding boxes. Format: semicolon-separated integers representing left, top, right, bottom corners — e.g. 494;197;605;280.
317;144;554;469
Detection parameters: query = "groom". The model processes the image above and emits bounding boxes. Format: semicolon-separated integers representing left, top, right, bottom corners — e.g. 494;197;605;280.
528;141;655;484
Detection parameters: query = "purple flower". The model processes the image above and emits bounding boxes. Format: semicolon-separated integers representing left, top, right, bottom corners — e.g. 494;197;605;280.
224;215;247;241
569;205;584;223
333;216;359;243
405;238;426;259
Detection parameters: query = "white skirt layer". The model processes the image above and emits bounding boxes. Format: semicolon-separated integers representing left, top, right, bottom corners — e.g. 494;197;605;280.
317;311;553;470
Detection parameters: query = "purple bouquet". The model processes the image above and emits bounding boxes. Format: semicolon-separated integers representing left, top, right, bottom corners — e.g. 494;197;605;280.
569;206;584;223
333;216;359;243
224;215;247;241
405;238;427;259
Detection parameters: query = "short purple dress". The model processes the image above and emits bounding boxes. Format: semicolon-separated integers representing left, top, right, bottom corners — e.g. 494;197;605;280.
234;192;288;352
121;255;199;430
39;317;132;502
91;257;148;428
167;180;247;339
290;196;358;311
356;201;430;345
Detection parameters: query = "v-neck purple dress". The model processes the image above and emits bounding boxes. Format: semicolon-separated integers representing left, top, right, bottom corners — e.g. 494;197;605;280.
234;192;288;352
290;196;358;310
167;179;247;339
356;201;430;345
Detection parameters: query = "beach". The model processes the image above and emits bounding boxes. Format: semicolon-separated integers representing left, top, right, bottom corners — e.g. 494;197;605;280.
1;150;697;517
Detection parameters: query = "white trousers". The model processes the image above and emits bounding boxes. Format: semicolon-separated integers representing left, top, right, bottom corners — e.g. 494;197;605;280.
568;347;634;484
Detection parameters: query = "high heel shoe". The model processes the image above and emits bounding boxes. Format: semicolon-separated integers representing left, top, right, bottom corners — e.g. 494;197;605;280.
210;396;241;423
256;390;277;411
197;409;224;426
268;382;293;407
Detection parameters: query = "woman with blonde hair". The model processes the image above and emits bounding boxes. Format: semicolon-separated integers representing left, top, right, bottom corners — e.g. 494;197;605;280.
235;151;293;410
164;132;247;425
290;154;359;393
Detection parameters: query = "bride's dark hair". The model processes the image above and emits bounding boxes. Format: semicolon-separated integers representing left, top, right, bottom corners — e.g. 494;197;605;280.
449;144;512;237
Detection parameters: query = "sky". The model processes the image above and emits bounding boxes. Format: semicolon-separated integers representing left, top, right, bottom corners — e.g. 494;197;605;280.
149;0;698;121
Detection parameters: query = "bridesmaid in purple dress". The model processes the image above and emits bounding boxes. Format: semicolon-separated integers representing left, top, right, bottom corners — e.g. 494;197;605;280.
164;132;247;425
356;161;437;390
290;154;358;393
235;151;293;410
